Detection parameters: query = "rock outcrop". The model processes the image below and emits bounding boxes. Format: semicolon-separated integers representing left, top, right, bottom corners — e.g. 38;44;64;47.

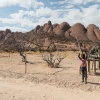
67;23;88;41
0;21;100;51
86;24;100;42
53;22;70;35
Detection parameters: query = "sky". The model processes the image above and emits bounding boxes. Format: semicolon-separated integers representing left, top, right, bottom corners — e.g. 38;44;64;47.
0;0;100;32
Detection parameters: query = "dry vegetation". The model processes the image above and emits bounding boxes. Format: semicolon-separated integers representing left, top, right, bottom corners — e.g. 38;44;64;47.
0;51;100;92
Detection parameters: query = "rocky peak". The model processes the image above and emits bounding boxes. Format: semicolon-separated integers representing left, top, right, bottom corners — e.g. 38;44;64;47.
86;24;100;42
60;22;70;31
67;23;88;40
0;21;100;51
48;20;52;25
3;29;11;36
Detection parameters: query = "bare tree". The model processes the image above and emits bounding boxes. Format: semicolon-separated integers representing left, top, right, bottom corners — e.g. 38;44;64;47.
42;41;66;68
15;42;28;74
19;49;27;74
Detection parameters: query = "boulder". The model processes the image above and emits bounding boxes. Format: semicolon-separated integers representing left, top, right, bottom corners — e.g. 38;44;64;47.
53;22;70;35
69;23;88;40
64;30;71;38
59;22;70;32
43;20;52;32
3;29;11;36
86;24;100;42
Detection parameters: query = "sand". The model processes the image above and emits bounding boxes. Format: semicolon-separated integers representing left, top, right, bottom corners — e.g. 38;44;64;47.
0;51;100;100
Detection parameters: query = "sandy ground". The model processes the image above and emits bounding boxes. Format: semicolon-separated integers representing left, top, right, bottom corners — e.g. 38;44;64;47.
0;51;100;100
0;77;100;100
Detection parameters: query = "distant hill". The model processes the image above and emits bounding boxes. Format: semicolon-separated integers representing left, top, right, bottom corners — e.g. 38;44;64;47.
0;21;100;51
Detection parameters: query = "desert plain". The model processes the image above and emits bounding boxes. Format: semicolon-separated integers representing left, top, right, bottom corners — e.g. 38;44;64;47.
0;51;100;100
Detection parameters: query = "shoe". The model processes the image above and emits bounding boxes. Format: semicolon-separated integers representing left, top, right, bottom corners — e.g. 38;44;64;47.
85;78;87;84
81;80;84;82
82;78;84;82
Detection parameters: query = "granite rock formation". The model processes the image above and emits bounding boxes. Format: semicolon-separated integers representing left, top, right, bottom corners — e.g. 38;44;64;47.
0;21;100;51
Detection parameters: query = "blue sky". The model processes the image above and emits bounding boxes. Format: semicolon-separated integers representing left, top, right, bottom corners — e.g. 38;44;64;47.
0;0;100;32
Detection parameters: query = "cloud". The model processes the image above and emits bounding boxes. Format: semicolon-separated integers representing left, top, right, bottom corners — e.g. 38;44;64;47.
8;8;55;27
50;0;67;5
81;4;100;26
21;7;53;17
0;0;100;32
25;7;59;18
50;0;100;5
35;4;100;28
0;17;34;28
19;0;44;9
0;0;19;7
0;0;44;9
0;26;28;32
1;3;100;32
10;10;25;19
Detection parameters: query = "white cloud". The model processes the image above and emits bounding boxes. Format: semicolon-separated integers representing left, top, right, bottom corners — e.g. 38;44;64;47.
33;7;53;17
50;0;100;5
81;4;100;27
19;0;44;9
69;0;83;5
0;26;28;32
70;0;97;5
0;0;19;7
34;4;100;28
0;17;34;28
0;18;19;24
0;0;100;32
50;0;68;5
10;10;24;19
1;3;100;31
27;7;59;18
21;7;53;17
62;9;82;25
10;7;60;19
82;4;100;17
0;0;44;9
